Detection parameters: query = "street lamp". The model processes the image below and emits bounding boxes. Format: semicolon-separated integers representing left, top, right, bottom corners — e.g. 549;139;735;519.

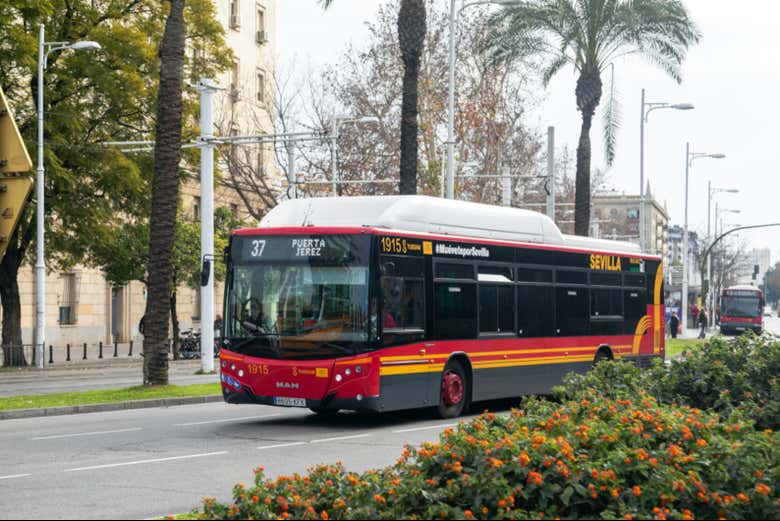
35;24;101;368
446;0;521;200
681;144;725;338
706;187;739;319
329;115;379;196
639;89;693;252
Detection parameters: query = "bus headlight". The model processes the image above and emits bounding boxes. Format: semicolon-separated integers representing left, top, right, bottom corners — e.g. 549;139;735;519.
335;374;343;383
345;368;351;376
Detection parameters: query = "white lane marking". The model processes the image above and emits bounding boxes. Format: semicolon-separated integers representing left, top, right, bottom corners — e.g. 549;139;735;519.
64;451;228;473
32;427;143;441
310;434;372;444
392;423;459;434
0;474;32;481
257;442;307;451
175;414;281;427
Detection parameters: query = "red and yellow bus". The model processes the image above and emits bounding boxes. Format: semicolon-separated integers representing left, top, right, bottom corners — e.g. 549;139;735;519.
719;285;764;335
219;196;665;418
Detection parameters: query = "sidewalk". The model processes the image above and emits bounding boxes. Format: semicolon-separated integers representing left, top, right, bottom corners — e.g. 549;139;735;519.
0;359;217;397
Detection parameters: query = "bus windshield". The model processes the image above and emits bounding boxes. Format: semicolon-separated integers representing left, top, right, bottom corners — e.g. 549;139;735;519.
721;296;761;318
225;235;371;359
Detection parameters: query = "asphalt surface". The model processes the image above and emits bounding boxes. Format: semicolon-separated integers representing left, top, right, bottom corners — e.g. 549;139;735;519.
0;360;215;397
0;400;500;520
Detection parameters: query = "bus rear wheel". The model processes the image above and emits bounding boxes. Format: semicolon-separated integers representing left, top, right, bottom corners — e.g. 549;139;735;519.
437;360;469;419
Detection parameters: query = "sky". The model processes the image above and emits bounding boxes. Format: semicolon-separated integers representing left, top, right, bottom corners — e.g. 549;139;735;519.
277;0;780;263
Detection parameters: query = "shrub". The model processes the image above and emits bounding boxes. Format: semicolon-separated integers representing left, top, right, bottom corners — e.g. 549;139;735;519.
558;334;780;431
193;395;780;520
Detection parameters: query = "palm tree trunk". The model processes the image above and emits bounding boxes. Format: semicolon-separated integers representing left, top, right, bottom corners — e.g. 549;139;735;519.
143;0;186;385
574;70;602;237
397;0;426;195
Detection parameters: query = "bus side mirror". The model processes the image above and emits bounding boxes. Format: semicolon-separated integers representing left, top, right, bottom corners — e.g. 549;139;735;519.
201;259;211;287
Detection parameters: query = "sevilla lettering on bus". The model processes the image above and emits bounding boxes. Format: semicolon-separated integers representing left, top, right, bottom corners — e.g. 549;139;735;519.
291;238;326;257
590;254;622;271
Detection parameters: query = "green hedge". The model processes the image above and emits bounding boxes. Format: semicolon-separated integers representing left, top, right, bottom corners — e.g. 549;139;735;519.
557;334;780;431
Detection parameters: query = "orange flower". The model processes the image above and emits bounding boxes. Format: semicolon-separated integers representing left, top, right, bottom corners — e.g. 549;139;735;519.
251;495;259;504
737;493;750;503
464;510;474;519
321;511;329;521
756;484;771;496
489;458;504;468
633;486;641;497
519;452;531;467
696;438;707;447
498;499;507;508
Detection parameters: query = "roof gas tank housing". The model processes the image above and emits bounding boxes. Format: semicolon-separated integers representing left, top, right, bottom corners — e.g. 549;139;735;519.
259;195;564;244
258;195;642;255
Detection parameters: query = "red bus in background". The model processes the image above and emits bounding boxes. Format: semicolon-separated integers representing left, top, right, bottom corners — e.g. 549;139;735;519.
720;285;764;335
218;196;665;418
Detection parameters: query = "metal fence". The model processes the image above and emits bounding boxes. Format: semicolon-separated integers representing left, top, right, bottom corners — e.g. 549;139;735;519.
1;341;141;367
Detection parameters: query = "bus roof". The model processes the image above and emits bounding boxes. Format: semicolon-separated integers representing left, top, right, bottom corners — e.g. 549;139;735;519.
256;196;644;256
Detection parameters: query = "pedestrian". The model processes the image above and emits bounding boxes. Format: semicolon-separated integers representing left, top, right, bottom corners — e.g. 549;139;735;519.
669;311;680;339
698;308;708;339
139;314;146;336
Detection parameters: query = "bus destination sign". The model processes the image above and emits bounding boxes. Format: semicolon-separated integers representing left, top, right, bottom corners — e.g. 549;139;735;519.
233;235;366;263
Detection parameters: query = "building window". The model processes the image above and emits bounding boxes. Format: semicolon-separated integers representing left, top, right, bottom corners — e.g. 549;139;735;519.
256;147;265;176
230;61;240;103
256;69;265;103
229;0;240;29
59;273;79;325
256;6;266;43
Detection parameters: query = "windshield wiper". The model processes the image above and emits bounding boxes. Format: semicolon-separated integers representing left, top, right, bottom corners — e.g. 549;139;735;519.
227;336;280;356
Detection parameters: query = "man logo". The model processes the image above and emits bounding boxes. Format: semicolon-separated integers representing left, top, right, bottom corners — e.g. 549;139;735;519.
276;382;300;390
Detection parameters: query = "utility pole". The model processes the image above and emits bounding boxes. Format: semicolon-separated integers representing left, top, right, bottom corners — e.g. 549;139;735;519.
197;78;218;373
546;126;555;220
501;163;511;207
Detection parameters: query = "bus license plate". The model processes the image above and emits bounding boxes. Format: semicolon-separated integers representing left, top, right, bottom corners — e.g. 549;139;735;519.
273;397;306;407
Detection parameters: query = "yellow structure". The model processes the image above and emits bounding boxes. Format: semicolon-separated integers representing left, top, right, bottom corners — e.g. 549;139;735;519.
0;86;33;262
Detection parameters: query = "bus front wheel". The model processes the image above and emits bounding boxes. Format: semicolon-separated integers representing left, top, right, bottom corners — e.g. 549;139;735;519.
437;360;469;419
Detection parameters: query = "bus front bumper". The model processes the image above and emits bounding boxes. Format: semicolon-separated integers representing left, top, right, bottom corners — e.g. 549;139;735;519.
223;386;382;412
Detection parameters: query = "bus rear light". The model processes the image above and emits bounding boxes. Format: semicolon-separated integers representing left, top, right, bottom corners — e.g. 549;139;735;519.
335;374;343;383
230;364;236;371
345;368;351;376
238;370;244;378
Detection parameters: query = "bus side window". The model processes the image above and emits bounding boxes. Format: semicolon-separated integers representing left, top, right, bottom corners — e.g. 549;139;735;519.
623;289;647;334
379;255;425;345
556;287;590;336
434;282;477;340
517;285;554;337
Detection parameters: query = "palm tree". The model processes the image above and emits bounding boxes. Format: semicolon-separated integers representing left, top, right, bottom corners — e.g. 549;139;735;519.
486;0;700;236
144;0;187;385
319;0;426;195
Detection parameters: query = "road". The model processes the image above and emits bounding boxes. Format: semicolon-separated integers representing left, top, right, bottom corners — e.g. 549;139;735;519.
0;400;501;520
0;361;214;397
764;315;780;336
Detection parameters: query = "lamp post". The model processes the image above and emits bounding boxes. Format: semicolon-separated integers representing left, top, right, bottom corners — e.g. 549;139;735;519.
446;0;520;200
329;116;379;196
639;89;693;252
35;24;100;368
681;144;725;338
707;185;739;320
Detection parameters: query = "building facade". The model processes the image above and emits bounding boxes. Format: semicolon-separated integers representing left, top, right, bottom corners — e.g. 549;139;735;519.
6;1;279;348
591;187;670;260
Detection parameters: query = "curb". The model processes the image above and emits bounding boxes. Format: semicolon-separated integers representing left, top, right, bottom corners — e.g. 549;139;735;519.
0;394;224;421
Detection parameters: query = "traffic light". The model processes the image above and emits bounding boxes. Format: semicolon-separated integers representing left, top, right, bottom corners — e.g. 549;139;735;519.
0;86;33;261
753;264;760;281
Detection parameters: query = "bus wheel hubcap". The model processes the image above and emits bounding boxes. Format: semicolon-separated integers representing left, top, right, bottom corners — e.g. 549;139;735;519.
442;371;463;406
